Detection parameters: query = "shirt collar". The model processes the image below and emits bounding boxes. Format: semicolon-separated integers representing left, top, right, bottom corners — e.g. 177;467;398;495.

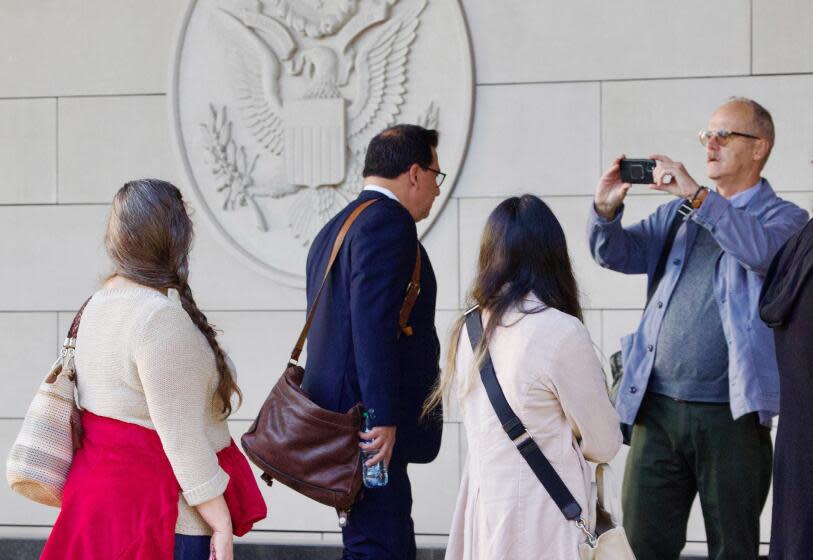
363;184;400;203
727;178;763;209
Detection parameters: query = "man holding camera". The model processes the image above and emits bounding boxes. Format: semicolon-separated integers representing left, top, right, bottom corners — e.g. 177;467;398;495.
587;97;807;560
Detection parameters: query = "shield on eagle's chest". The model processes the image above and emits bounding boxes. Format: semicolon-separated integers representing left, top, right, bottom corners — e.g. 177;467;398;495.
283;99;346;188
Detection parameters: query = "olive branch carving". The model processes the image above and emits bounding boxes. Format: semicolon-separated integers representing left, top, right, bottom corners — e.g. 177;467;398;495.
201;104;269;231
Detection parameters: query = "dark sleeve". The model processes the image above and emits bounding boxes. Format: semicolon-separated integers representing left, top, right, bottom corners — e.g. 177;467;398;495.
394;404;443;464
393;322;444;464
349;204;416;426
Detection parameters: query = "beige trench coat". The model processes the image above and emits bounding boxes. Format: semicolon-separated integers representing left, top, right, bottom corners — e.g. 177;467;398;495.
445;298;622;560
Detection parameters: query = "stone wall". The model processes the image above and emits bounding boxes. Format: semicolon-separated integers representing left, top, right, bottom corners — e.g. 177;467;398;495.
2;1;812;555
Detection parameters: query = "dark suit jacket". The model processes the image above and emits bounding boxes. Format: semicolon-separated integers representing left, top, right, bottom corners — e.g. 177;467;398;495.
302;190;442;465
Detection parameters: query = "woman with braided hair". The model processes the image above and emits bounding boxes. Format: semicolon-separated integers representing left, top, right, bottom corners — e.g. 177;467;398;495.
42;179;265;560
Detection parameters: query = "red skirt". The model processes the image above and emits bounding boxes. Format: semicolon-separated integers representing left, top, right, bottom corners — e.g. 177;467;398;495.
42;411;267;559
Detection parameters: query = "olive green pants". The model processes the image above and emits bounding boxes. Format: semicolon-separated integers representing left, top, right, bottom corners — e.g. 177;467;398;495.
622;393;772;560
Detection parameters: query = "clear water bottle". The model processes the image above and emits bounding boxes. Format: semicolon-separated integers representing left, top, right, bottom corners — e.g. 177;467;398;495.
361;410;388;488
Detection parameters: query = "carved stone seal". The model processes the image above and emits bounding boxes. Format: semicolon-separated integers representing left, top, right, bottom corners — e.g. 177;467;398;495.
171;0;473;286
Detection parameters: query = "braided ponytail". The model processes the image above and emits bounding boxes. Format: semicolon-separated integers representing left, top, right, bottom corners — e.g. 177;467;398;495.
175;260;242;417
106;179;242;418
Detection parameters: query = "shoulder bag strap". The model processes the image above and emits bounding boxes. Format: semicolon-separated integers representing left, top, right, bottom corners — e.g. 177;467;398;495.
64;297;92;350
288;198;421;365
289;200;423;362
398;244;421;337
464;307;586;523
646;200;692;306
290;198;380;364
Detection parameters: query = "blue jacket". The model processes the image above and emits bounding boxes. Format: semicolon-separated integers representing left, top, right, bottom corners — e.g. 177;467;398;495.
302;190;442;465
588;179;808;424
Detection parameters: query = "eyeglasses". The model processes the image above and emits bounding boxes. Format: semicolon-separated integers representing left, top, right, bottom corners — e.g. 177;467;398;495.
698;129;761;147
421;166;446;188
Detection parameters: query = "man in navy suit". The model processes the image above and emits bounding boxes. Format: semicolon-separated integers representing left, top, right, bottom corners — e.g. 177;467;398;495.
303;124;445;559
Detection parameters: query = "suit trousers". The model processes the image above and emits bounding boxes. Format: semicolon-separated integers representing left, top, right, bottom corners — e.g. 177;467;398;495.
342;462;416;560
622;393;772;560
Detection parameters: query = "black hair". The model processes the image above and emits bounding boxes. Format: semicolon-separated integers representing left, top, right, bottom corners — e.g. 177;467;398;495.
362;124;439;178
472;194;583;325
423;194;583;417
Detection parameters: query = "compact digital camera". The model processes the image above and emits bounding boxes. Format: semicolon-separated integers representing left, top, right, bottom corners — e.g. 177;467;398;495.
619;159;656;184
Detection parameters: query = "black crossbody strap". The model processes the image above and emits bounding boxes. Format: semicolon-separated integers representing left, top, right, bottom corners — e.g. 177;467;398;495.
646;200;693;306
464;308;583;521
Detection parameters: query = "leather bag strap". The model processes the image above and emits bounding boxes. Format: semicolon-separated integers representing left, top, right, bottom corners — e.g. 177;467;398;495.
398;245;421;337
65;297;92;347
290;198;380;363
464;307;583;521
289;199;423;363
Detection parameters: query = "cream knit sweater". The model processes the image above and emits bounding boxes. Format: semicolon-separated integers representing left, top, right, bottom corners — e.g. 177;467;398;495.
74;285;232;535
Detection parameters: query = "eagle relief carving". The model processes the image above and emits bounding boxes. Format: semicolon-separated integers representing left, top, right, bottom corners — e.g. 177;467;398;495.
203;0;438;244
172;0;472;285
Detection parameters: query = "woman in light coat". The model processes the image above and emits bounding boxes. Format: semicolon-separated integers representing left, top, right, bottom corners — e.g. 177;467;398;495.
429;195;622;560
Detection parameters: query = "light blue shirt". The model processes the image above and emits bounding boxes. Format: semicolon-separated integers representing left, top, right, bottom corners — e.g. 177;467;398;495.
588;179;808;424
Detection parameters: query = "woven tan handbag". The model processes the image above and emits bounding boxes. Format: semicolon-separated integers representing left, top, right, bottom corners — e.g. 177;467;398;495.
6;301;89;507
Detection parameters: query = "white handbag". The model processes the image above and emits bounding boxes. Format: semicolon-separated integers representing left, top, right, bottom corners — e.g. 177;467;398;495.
578;463;636;560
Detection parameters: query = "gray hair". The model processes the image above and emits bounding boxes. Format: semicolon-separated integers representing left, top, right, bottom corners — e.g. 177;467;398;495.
725;96;775;158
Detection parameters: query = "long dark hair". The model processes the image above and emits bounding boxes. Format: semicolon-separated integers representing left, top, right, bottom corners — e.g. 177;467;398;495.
425;194;582;412
105;179;243;418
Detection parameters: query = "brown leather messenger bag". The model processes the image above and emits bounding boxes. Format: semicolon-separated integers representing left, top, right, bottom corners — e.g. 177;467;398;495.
241;198;421;526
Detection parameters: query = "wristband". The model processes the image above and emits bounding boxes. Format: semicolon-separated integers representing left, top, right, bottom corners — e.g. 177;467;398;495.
690;186;709;209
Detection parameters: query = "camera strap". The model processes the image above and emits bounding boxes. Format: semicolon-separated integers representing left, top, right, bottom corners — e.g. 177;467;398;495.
645;199;693;306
